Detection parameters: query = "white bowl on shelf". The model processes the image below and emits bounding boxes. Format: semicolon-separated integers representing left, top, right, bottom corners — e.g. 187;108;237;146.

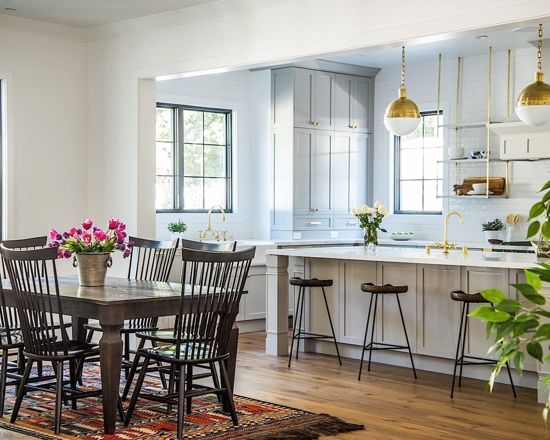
389;232;415;241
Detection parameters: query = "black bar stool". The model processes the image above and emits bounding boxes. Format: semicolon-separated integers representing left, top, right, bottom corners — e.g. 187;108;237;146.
358;283;417;380
450;290;516;399
288;277;342;367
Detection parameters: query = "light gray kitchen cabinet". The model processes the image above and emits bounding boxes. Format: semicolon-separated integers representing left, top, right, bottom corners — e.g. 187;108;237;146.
293;129;313;216
294;68;315;129
334;74;372;133
499;133;550;160
313;71;335;130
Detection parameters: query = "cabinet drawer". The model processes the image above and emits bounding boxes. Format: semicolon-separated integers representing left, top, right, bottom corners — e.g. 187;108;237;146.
334;217;360;229
500;136;527;159
527;135;550;158
294;217;332;230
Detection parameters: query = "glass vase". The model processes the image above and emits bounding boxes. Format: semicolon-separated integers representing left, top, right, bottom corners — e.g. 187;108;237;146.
363;227;378;254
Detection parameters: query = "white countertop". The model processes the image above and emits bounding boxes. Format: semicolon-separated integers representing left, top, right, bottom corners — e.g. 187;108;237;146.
267;245;543;269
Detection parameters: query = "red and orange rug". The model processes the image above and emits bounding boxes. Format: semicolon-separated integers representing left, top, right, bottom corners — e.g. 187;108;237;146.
0;366;363;439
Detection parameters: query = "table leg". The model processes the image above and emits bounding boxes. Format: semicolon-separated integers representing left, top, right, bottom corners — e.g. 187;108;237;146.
71;316;88;341
99;321;123;434
266;254;289;356
221;324;239;411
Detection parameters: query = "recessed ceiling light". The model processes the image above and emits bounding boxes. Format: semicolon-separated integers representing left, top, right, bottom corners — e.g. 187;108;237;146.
513;26;539;33
474;35;489;39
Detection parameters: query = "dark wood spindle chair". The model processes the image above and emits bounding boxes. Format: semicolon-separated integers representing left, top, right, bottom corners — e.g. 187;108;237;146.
84;237;179;381
0;245;122;434
0;236;71;416
124;246;255;440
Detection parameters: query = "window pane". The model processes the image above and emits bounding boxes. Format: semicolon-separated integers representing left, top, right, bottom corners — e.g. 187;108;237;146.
424;180;442;212
183;110;203;143
156;108;173;141
204;112;226;145
423;147;442;179
183;178;203;209
156;176;173;210
400;180;423;211
156;142;173;175
204;178;226;208
204;145;226;177
400;149;423;179
400;122;423;148
184;144;203;176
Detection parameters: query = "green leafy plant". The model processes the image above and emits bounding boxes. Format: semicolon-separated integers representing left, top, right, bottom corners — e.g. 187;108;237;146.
481;218;504;231
470;264;550;421
167;220;187;234
527;180;550;240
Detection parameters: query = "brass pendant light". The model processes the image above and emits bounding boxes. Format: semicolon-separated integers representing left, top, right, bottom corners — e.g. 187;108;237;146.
516;24;550;126
384;46;421;136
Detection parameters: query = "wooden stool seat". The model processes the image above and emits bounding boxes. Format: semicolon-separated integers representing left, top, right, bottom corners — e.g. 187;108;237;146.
450;290;486;303
289;277;333;288
361;283;408;294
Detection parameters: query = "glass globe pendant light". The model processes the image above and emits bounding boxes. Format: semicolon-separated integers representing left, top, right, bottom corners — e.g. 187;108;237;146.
516;24;550;126
384;46;421;136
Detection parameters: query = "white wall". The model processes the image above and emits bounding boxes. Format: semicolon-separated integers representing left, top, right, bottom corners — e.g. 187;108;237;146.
84;0;550;241
154;69;271;241
0;16;87;240
373;46;550;243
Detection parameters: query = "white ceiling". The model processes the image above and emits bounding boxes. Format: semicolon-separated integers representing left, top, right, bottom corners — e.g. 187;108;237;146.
323;22;550;69
0;0;218;28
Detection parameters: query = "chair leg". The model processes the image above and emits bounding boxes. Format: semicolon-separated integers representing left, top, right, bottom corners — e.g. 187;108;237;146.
177;365;186;440
124;356;150;427
54;361;64;434
209;362;222;403
505;361;517;398
288;286;303;367
122;337;146;400
124;333;131;379
450;302;467;399
37;360;43;378
367;294;379;372
219;360;238;426
186;365;193;415
321;287;342;366
11;359;32;423
358;293;374;381
151;340;167;389
69;360;77;410
396;294;417;379
0;348;8;417
458;304;470;388
117;395;125;421
167;364;176;414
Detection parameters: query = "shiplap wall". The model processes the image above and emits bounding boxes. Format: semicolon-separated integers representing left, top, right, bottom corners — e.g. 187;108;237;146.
373;46;550;244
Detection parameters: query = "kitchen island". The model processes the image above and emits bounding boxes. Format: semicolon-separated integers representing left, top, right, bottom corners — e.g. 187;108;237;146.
266;246;548;398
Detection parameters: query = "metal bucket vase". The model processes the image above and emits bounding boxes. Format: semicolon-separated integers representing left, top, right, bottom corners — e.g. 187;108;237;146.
73;252;112;287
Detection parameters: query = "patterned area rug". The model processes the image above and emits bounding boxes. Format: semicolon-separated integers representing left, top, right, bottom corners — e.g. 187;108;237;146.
0;365;364;439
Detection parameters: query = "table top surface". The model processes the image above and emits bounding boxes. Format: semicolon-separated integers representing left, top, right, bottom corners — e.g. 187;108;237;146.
267;246;546;269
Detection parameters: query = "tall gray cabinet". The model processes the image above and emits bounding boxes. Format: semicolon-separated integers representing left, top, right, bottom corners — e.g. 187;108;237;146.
270;66;375;238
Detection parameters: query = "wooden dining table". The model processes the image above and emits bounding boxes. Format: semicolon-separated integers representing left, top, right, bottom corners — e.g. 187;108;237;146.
1;276;240;435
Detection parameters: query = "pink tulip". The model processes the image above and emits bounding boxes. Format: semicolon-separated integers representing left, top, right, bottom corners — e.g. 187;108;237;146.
117;222;126;231
82;233;92;244
49;229;58;240
108;217;120;230
93;229;107;242
69;227;79;238
82;218;93;230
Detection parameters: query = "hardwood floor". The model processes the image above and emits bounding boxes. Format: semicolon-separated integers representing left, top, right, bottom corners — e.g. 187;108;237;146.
0;331;547;439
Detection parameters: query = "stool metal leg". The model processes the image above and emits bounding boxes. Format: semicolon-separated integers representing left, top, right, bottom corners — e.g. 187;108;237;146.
358;293;374;381
451;302;467;398
367;293;379;372
458;303;470;388
288;286;303;367
296;285;306;360
321;287;342;366
396;294;417;379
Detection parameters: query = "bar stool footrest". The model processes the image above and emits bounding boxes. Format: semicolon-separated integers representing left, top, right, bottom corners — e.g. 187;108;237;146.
362;342;410;351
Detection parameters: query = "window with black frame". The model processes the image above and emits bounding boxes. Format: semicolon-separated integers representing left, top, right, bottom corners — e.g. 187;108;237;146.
156;104;232;212
394;111;443;214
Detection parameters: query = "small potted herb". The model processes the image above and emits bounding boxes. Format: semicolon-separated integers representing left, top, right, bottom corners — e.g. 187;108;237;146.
482;218;504;243
167;220;187;240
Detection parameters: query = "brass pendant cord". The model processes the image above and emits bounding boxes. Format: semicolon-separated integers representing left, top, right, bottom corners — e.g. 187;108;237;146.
400;46;406;91
537;24;543;73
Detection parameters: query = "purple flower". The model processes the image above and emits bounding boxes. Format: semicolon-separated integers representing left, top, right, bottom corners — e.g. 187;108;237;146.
108;218;121;230
122;249;131;258
82;218;93;231
63;250;72;258
63;232;69;239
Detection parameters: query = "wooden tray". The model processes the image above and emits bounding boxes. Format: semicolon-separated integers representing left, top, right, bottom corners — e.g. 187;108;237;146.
462;177;506;195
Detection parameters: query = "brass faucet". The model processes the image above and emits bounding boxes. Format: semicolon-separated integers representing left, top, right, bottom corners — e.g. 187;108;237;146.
435;211;464;254
199;205;227;241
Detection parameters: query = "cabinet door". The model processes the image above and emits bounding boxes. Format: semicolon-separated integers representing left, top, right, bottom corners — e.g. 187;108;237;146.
500;135;527;159
332;133;351;215
242;266;267;321
293;128;313;215
349;133;369;209
294;68;314;129
334;74;353;131
351;76;371;133
313;71;334;130
311;131;333;214
271;68;293;128
527;134;550;159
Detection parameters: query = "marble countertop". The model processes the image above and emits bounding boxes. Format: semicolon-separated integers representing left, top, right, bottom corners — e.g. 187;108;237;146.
266;245;543;269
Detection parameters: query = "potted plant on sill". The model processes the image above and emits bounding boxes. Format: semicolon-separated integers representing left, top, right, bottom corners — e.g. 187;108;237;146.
482;218;504;244
167;219;188;240
49;218;134;287
527;180;550;257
